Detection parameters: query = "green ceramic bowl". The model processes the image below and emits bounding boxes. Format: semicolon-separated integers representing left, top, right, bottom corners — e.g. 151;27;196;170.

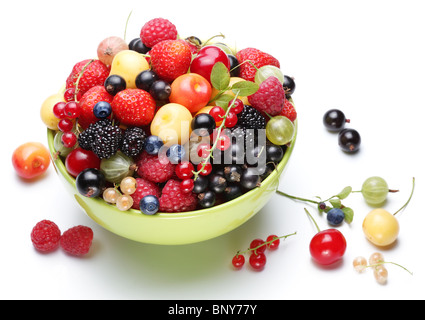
47;121;297;245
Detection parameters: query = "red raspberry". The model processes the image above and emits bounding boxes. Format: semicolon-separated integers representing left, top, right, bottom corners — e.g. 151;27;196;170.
136;151;175;183
248;76;285;116
236;48;280;82
130;177;161;209
280;99;297;122
140;18;178;48
66;59;110;95
159;179;197;213
31;220;61;253
60;225;93;256
78;85;114;129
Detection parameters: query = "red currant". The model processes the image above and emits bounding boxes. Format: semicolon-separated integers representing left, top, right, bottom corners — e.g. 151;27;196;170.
175;161;194;180
209;106;226;124
230;99;244;114
57;118;74;132
197;161;212;176
249;252;266;271
180;178;194;193
266;235;280;250
64;88;82;102
224;111;238;128
64;101;81;119
53;101;67;119
216;132;231;151
197;143;211;159
61;131;77;148
232;254;245;269
249;238;266;254
309;229;347;265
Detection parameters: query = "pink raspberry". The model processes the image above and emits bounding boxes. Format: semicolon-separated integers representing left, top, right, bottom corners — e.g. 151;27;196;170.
136;151;175;183
131;177;161;209
60;225;93;256
140;18;178;48
248;76;285;116
31;220;61;253
159;179;197;213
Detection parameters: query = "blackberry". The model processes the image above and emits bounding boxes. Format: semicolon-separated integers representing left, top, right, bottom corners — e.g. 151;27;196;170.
90;120;123;159
231;105;266;146
78;119;111;150
122;127;147;157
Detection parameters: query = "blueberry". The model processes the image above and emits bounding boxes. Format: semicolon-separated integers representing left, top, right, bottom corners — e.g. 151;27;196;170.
166;144;185;164
93;101;112;119
139;195;159;215
327;208;345;226
144;135;164;155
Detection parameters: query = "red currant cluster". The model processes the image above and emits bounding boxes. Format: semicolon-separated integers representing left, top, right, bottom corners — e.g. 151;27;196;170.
53;92;82;148
232;232;296;271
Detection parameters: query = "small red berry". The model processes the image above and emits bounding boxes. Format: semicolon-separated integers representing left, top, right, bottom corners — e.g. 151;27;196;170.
180;178;194;193
175;161;194;180
31;220;61;253
216;132;231;151
266;235;280;250
61;131;77;148
58;118;74;132
53;101;67;119
209;106;225;124
197;161;212;176
64;101;81;119
249;252;267;271
60;225;94;256
232;254;245;269
230;99;244;114
224;111;238;128
249;238;266;254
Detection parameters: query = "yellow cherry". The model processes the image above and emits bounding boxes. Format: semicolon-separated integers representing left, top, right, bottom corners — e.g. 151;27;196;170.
110;50;149;89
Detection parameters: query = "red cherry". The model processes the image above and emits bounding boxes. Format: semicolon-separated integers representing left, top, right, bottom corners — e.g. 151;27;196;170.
190;45;230;84
309;229;347;265
249;252;266;271
232;254;245;269
65;148;101;177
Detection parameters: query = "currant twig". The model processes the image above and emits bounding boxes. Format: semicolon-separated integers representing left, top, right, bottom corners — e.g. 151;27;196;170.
74;59;95;102
393;177;415;216
236;232;297;256
367;260;413;275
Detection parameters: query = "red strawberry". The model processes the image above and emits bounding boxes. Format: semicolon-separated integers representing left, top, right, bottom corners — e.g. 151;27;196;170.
236;48;280;82
149;39;192;82
66;59;110;95
248;76;285;116
159;179;197;213
78;85;113;129
111;89;156;126
280;99;297;122
130;177;161;210
140;18;178;48
60;225;93;256
136;151;175;183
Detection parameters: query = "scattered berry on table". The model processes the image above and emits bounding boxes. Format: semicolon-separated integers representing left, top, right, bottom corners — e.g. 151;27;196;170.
31;220;61;253
60;225;94;256
323;109;349;132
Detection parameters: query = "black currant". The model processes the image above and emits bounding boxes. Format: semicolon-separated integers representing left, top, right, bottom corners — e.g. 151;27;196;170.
191;113;216;137
149;80;171;101
129;38;150;54
266;144;284;163
283;75;296;97
104;74;126;95
135;70;159;91
323;109;350;132
338;128;361;153
198;190;216;208
223;164;242;182
224;184;243;201
227;54;240;77
240;167;261;190
75;168;105;198
192;175;209;194
209;174;227;193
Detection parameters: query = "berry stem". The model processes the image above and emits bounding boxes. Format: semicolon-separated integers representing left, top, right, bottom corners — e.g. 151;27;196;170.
276;190;321;205
366;260;413;275
74;59;94;102
124;10;133;42
304;208;321;233
237;232;297;255
192;90;241;180
393;177;415;216
201;33;225;47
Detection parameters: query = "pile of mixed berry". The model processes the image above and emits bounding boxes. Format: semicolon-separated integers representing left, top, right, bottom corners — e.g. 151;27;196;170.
46;17;297;215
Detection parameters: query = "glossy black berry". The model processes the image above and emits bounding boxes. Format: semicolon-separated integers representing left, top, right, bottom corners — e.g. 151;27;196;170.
192;175;209;194
129;38;150;54
266;144;284;163
223;164;242;183
209;174;227;193
104;74;126;95
198;190;216;208
338;128;361;153
240;167;261;190
135;70;159;91
76;168;106;198
283;75;296;97
191;113;216;137
323;109;349;132
227;54;240;77
224;184;243;201
149;80;171;101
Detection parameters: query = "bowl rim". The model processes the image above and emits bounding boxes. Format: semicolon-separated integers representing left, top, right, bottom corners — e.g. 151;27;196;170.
47;109;297;219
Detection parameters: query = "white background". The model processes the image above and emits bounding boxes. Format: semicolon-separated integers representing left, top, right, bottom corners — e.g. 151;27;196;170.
2;0;424;300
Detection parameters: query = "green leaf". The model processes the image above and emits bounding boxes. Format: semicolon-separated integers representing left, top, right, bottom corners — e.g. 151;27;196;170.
231;81;259;97
342;207;354;223
337;186;352;200
214;94;234;109
210;62;230;91
329;198;341;208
